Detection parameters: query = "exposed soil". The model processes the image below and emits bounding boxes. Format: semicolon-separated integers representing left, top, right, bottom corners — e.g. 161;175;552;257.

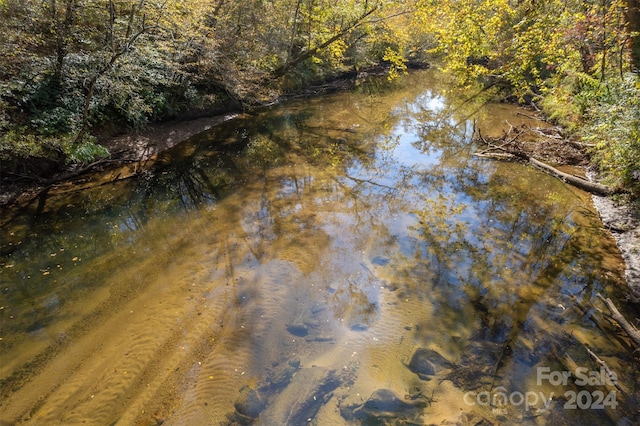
591;191;640;298
0;112;243;207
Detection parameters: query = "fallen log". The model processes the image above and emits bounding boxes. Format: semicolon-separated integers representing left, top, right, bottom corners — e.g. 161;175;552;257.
528;157;616;196
584;345;626;395
573;296;634;350
597;293;640;350
475;152;617;196
475;122;620;196
473;152;516;160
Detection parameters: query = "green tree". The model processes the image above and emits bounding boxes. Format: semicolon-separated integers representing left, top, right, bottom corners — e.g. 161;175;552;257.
412;0;639;193
627;0;640;70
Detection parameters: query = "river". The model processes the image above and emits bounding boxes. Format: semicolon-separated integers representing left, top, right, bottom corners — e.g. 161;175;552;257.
0;70;636;425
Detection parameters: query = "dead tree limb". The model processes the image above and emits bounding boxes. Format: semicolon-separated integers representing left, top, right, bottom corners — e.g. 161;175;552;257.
490;335;513;390
477;143;614;196
584;345;627;395
473;152;515;159
475;123;618;196
597;293;640;349
515;111;542;121
529;157;615;196
566;140;597;149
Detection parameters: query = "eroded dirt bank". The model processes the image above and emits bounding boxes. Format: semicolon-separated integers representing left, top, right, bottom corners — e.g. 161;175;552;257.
591;193;640;296
0;112;243;207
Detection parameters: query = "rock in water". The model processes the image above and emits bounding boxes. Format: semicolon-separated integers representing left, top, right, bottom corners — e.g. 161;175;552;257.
233;359;300;424
363;389;425;413
286;323;309;337
371;255;391;266
257;367;341;425
340;388;426;422
407;348;453;380
234;387;267;423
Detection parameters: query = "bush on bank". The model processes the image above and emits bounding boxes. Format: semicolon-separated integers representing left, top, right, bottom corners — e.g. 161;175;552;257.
0;0;638;196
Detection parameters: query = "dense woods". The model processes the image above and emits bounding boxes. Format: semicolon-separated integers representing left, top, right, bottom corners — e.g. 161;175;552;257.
0;0;638;194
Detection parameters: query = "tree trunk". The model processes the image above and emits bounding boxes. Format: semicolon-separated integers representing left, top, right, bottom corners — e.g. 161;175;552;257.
628;0;640;71
74;0;150;145
272;5;378;79
597;293;640;349
52;0;76;82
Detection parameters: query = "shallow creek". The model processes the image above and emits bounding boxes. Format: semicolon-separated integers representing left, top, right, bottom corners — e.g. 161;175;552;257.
1;70;637;425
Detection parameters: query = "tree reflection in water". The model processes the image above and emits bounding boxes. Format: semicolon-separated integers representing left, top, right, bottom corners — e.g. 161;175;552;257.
0;70;633;425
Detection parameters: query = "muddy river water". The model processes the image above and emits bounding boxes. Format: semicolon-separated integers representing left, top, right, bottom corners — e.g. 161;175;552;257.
1;70;637;425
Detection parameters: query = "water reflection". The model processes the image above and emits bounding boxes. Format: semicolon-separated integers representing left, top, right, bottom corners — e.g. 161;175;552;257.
0;70;635;425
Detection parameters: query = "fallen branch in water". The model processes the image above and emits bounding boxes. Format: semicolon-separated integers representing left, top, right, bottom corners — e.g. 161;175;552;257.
473;152;515;160
529;157;615;196
515;111;542;121
475;123;619;196
597;293;640;350
584;345;627;395
490;335;513;390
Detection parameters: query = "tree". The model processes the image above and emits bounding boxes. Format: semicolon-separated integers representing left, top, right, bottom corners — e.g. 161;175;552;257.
272;2;382;78
412;0;632;95
628;0;640;70
74;0;162;144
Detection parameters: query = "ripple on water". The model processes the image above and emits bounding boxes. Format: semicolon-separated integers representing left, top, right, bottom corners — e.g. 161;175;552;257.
0;70;633;426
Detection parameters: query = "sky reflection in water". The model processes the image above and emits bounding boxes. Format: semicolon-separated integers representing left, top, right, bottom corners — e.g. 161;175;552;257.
0;70;632;425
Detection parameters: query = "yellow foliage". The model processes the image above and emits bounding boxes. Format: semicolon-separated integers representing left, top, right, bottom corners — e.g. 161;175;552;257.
412;0;628;99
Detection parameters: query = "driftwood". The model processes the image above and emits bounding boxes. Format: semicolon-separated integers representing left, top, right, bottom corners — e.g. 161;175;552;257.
473;152;515;160
584;345;626;395
566;140;597;149
528;157;614;196
476;152;615;195
573;296;630;345
475;123;618;196
554;342;626;425
597;293;640;350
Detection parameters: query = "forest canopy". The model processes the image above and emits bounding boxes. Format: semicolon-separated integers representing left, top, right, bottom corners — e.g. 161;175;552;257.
0;0;639;193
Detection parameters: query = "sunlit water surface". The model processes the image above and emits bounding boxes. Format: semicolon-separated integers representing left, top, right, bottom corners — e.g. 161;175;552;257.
1;71;636;425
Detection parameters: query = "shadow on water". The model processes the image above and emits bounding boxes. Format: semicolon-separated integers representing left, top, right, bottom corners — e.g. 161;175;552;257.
1;70;638;425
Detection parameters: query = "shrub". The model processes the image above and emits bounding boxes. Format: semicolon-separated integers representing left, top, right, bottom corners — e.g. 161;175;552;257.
582;74;640;193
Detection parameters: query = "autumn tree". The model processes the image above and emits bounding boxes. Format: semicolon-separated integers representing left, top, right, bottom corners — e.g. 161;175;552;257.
628;0;640;70
412;0;633;95
411;0;639;192
3;0;634;189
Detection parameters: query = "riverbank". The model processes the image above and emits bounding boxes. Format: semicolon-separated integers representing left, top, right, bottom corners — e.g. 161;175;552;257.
1;69;638;301
591;191;640;297
0;112;243;207
0;65;401;208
